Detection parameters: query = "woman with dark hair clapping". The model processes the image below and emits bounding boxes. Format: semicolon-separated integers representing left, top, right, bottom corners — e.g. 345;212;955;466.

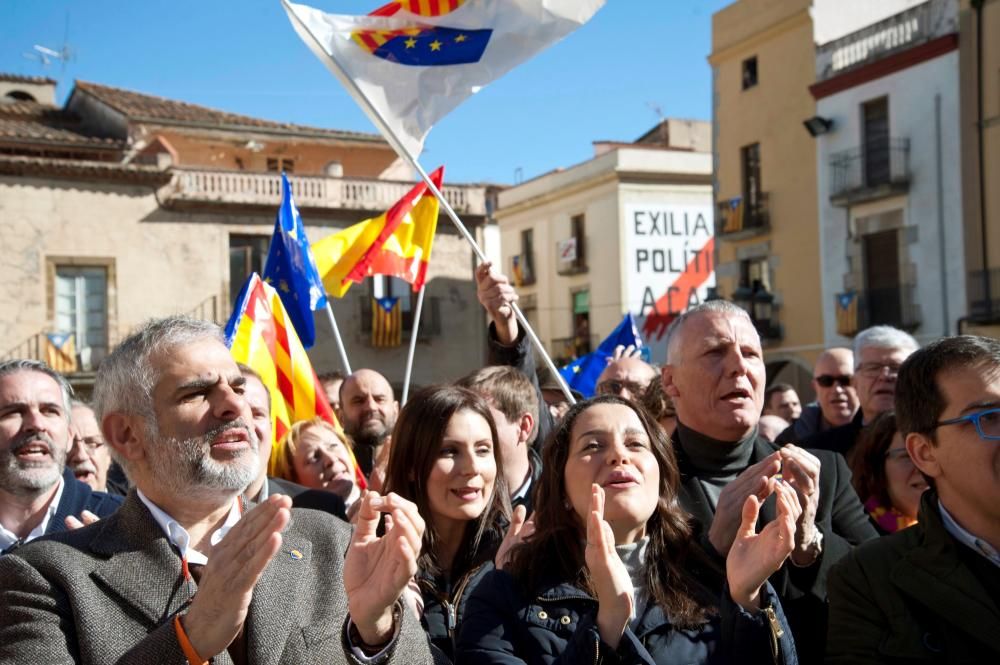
456;396;799;664
382;385;511;661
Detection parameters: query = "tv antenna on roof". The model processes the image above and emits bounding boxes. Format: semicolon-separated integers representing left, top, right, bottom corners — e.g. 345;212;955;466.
22;14;74;72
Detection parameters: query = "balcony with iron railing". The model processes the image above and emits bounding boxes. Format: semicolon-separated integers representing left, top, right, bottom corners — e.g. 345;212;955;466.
834;286;921;337
967;267;1000;323
555;235;588;276
829;138;910;206
717;192;770;237
164;169;488;216
510;252;536;287
358;294;442;343
815;0;957;81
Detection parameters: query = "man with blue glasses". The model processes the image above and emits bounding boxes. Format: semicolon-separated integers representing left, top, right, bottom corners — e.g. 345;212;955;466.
827;335;1000;661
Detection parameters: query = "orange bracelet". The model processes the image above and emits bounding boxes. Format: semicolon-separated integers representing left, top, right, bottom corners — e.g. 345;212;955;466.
173;615;208;665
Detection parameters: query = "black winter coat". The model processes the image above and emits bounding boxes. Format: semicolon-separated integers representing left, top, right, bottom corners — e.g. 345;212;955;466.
456;568;798;665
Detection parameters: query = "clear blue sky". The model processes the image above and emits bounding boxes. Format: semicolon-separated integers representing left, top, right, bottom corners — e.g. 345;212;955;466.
1;0;731;184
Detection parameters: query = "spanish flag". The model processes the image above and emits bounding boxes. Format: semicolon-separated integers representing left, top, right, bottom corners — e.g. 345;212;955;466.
224;273;366;489
312;167;443;297
372;297;403;347
45;333;77;373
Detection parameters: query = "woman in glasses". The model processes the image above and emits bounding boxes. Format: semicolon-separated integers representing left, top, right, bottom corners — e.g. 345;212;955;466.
849;411;928;535
382;385;511;661
456;395;799;664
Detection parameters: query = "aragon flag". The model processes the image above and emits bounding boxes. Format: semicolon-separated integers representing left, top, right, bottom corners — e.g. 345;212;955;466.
282;0;605;157
224;273;367;490
312;166;443;297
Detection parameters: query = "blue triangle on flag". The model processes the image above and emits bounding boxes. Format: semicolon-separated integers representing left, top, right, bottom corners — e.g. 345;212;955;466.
376;297;399;313
837;292;855;310
46;332;71;349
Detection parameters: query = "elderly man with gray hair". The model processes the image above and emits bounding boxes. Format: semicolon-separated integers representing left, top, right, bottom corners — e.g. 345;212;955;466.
0;360;121;555
800;325;919;458
0;316;433;665
661;301;876;663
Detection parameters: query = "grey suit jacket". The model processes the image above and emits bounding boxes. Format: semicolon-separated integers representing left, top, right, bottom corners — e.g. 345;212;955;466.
0;492;434;665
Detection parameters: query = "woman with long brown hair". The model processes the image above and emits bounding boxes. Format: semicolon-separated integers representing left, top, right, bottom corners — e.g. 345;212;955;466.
456;395;799;664
382;385;511;661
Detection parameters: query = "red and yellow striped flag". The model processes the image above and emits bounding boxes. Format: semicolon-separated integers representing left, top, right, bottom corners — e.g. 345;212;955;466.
226;273;366;489
313;167;443;297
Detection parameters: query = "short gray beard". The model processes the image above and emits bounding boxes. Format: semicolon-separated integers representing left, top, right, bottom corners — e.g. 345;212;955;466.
145;419;259;498
0;432;66;497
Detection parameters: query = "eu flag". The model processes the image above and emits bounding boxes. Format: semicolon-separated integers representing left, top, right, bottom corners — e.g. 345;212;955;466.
369;27;492;66
261;173;328;348
558;313;645;398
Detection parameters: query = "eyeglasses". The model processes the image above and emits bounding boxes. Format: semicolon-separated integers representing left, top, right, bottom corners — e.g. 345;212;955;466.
815;374;852;388
73;436;106;451
595;379;646;398
884;448;913;464
856;362;902;378
933;407;1000;441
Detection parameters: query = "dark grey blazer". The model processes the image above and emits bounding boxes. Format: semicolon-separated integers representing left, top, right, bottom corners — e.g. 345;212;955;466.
0;492;434;665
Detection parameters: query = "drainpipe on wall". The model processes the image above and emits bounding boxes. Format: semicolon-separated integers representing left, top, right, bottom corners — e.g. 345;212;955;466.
935;93;950;335
972;0;992;323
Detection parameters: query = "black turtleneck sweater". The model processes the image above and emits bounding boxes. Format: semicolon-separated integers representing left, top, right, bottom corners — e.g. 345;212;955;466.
674;421;757;510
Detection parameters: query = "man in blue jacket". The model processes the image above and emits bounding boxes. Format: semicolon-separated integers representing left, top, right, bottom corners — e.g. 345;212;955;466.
0;359;121;554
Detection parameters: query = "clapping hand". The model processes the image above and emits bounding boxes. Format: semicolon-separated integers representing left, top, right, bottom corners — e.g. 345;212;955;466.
778;445;822;565
495;504;535;571
726;479;801;610
708;451;782;556
344;491;424;647
585;485;634;649
183;494;292;658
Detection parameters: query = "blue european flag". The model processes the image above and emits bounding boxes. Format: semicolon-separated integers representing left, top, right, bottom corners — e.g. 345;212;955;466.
370;27;492;67
558;313;645;398
261;174;328;348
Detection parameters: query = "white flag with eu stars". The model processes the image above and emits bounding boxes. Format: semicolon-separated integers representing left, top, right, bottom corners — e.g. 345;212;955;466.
282;0;604;158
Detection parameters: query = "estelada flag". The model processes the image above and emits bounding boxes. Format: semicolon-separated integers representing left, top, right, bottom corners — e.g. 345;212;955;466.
312;166;443;297
282;0;604;157
224;273;367;489
44;332;77;374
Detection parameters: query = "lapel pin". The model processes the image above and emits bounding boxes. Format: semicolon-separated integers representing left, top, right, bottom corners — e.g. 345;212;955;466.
288;549;303;560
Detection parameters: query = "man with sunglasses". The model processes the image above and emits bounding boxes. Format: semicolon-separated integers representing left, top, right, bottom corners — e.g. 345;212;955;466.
776;348;859;444
827;334;1000;661
799;326;918;457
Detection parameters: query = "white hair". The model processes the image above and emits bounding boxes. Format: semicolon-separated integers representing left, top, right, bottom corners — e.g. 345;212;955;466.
664;300;755;364
92;316;224;423
853;325;919;362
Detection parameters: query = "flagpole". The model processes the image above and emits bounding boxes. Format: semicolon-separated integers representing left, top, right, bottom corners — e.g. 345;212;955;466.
284;5;576;405
323;302;352;375
401;285;426;405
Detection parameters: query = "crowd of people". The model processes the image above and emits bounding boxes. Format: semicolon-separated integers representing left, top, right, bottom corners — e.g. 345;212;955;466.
0;261;997;664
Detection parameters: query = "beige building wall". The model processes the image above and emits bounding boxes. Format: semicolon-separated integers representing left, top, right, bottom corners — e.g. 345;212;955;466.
0;175;486;389
959;0;1000;338
710;0;822;394
496;146;713;364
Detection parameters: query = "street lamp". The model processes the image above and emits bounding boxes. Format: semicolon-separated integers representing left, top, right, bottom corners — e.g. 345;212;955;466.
751;279;774;333
803;115;834;137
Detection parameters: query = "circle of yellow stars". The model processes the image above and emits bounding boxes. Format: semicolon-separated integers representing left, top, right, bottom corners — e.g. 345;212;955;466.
403;32;469;52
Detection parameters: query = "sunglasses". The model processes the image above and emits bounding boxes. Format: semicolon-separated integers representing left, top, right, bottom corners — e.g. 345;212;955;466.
596;379;646;397
815;374;852;388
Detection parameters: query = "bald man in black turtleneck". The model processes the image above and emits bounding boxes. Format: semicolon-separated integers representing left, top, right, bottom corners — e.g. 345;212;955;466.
661;301;876;665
